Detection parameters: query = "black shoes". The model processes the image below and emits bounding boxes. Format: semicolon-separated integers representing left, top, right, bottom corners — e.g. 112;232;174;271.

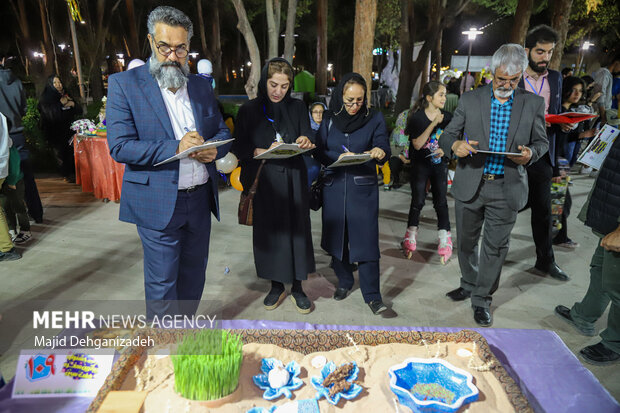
535;262;570;281
368;300;388;315
554;305;596;336
579;342;620;365
290;292;312;314
473;306;492;327
333;287;350;301
263;287;286;310
446;287;471;302
0;248;21;262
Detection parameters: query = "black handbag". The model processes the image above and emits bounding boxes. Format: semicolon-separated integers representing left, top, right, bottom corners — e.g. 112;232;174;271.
309;168;325;211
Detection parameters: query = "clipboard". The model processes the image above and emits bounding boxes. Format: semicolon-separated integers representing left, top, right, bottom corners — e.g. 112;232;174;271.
475;149;523;156
154;138;235;166
253;143;312;159
328;153;372;168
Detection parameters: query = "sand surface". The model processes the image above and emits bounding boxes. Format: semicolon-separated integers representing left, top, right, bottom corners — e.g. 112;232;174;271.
121;341;515;412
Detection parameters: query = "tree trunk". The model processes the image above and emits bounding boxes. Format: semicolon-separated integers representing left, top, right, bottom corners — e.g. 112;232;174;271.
230;0;261;98
394;0;469;113
509;0;534;45
266;0;278;59
197;0;211;60
38;0;55;76
316;0;328;95
352;0;378;99
283;0;298;63
394;0;415;114
125;0;140;58
8;0;32;73
550;0;574;70
211;0;223;91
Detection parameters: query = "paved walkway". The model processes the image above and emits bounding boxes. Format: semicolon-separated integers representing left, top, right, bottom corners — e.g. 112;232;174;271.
0;173;618;402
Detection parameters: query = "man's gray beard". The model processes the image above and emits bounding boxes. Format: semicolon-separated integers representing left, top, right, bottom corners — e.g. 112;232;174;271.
494;87;514;99
149;55;189;90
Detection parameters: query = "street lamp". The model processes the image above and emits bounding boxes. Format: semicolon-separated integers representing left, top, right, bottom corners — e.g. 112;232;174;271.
461;27;483;93
189;52;199;59
577;41;594;75
58;43;67;51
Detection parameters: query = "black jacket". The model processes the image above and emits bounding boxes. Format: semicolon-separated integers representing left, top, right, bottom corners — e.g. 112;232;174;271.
585;137;620;235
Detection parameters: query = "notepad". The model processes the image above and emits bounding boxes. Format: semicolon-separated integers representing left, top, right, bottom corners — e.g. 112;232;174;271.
154;138;235;166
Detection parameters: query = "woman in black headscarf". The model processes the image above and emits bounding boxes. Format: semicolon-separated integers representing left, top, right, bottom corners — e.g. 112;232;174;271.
314;73;392;316
232;58;316;314
38;74;81;181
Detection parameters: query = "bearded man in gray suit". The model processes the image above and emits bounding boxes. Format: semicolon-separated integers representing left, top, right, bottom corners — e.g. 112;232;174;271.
439;44;549;327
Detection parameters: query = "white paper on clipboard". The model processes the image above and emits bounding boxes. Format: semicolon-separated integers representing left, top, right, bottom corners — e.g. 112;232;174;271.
154;138;235;166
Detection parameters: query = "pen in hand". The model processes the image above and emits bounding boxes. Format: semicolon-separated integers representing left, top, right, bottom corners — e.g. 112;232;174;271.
341;145;351;153
464;133;473;157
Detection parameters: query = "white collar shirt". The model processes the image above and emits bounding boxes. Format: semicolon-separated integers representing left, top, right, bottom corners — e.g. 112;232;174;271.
159;83;209;189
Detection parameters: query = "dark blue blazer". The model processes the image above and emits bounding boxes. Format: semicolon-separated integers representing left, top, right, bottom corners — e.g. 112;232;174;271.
314;111;391;262
519;68;562;166
107;63;232;230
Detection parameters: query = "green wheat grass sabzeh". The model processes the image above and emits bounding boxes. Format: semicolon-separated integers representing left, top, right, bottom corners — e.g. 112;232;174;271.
171;330;243;401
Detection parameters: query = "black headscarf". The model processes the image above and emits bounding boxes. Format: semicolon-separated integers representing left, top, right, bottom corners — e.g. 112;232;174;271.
40;75;62;105
328;72;376;134
257;57;298;143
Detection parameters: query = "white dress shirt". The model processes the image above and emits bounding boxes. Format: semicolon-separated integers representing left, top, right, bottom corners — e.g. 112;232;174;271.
159;84;209;189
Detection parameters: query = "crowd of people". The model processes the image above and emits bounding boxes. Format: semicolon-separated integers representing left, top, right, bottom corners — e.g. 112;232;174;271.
1;6;619;365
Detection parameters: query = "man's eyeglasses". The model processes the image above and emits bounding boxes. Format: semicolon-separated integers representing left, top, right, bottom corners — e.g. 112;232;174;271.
494;76;520;87
154;42;188;58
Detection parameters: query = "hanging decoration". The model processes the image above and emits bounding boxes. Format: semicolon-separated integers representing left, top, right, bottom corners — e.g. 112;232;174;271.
66;0;83;22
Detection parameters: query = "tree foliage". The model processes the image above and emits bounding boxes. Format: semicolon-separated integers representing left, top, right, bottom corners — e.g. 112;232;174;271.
567;0;620;49
376;0;401;49
471;0;547;15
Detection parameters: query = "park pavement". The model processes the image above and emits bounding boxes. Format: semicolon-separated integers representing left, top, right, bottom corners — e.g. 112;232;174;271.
0;171;618;402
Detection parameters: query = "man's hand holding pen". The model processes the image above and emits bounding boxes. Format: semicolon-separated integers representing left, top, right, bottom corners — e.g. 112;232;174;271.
452;139;478;158
177;130;217;163
177;130;204;154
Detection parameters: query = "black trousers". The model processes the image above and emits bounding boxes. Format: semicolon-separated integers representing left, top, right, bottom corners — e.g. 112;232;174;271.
407;160;450;230
388;156;404;185
11;133;43;223
331;222;381;303
20;158;44;223
553;188;572;244
526;156;555;269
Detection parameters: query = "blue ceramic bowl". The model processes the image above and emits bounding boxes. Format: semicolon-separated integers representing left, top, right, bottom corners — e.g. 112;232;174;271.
388;358;479;413
252;358;303;400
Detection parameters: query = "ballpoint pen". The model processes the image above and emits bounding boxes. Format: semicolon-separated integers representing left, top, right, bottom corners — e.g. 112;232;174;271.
464;133;473;157
341;145;350;153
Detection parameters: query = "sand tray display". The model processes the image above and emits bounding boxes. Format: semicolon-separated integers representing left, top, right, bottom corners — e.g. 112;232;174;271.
87;328;533;413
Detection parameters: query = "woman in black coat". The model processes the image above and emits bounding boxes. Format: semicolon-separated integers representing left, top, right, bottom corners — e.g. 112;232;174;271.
232;58;316;313
314;73;392;316
38;75;81;181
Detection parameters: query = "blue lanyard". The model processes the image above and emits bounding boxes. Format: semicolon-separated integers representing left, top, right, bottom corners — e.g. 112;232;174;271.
525;77;545;96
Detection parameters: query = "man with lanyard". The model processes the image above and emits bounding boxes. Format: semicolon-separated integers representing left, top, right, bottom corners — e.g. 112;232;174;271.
519;25;570;281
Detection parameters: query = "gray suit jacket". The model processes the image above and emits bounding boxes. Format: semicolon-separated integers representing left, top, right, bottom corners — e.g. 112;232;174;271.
439;84;548;211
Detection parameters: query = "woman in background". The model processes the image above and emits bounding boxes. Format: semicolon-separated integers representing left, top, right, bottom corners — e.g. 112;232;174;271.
38;75;81;182
553;76;597;249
